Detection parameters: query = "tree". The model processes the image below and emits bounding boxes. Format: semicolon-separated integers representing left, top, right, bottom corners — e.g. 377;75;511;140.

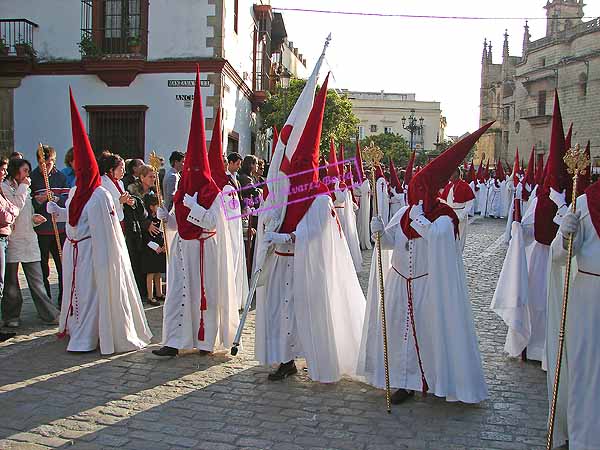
355;133;411;167
260;78;359;152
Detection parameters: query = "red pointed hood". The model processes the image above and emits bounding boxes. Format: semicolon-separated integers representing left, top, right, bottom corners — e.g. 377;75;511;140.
578;141;592;194
354;138;365;182
512;148;521;187
389;158;402;192
484;159;490;180
68;87;102;227
564;123;573;151
327;136;345;189
407;122;494;212
524;146;536;187
542;90;569;198
279;73;330;233
535;154;544;186
476;160;484;183
375;164;385;180
495;158;506;181
338;142;345;162
174;66;220;240
467;160;476;184
207;108;228;190
404;150;416;185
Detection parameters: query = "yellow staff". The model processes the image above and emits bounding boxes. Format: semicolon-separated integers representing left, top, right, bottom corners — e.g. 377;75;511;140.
37;143;62;260
362;141;392;413
149;151;169;258
546;143;590;450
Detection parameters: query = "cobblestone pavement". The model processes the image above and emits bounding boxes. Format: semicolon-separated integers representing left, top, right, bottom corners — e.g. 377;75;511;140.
0;217;549;450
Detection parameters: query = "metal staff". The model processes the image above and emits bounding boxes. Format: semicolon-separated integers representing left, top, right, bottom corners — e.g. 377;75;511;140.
37;143;62;260
546;144;589;450
149;151;169;258
231;267;262;356
363;141;392;413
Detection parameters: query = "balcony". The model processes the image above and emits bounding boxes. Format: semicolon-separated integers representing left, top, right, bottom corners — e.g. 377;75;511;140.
0;19;38;76
519;106;552;126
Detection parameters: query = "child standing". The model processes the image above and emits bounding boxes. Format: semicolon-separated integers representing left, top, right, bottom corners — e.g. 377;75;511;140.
142;194;166;305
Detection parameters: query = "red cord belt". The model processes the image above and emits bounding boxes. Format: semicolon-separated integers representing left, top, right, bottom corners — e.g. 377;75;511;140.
57;235;91;339
391;266;429;395
197;230;216;341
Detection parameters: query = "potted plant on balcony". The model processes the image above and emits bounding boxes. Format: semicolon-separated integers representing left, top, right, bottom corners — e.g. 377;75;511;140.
78;35;101;59
127;35;142;54
14;38;36;58
0;38;9;56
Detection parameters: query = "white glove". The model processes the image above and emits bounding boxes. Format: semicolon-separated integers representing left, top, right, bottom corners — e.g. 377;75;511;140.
409;201;424;220
515;183;523;200
559;211;580;237
549;188;566;208
370;216;384;234
264;231;291;246
46;201;60;215
157;206;170;221
183;192;198;209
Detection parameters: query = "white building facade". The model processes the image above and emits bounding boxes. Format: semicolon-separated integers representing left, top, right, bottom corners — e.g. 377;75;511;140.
0;0;304;164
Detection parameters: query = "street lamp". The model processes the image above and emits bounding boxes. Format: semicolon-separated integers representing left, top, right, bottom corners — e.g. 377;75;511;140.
401;109;425;151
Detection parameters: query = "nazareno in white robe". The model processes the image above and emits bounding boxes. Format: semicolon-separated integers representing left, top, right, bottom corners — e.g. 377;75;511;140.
487;180;506;218
220;184;249;309
546;194;600;450
443;186;474;253
491;196;550;364
255;195;366;383
334;189;362;272
375;177;390;225
100;174;126;222
475;181;487;214
161;193;239;352
354;179;372;250
389;187;406;219
58;186;152;354
357;206;488;403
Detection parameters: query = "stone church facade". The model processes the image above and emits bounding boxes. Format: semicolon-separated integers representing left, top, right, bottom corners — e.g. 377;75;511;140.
478;0;600;170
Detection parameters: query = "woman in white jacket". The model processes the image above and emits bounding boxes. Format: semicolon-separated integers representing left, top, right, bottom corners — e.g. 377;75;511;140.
1;158;59;327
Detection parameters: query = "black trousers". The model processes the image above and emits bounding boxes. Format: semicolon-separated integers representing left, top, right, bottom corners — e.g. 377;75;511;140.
37;233;66;306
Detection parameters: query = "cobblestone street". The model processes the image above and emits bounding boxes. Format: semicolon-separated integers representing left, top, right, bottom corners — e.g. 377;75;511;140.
0;217;549;450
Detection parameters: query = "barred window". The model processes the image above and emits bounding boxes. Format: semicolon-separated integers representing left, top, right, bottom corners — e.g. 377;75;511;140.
85;105;148;160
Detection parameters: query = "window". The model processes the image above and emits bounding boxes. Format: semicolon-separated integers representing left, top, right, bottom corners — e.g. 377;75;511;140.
384;127;393;134
358;126;365;139
579;72;588;97
537;90;547;116
85;105;147;159
81;0;149;56
370;124;378;133
227;132;239;154
234;0;239;34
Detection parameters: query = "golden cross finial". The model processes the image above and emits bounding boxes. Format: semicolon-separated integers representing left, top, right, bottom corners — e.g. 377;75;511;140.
149;150;162;173
362;141;384;169
564;143;589;177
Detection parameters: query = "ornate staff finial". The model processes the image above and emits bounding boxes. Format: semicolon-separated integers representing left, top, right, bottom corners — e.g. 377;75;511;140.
564;143;589;177
149;150;162;173
362;141;384;169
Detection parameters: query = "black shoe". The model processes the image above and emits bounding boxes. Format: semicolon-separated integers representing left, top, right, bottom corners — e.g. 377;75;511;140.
144;297;160;306
152;346;178;357
0;332;16;342
268;360;298;381
391;389;414;405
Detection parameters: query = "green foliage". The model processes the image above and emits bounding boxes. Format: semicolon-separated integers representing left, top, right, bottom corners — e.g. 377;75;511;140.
260;78;360;152
357;133;411;167
78;35;101;57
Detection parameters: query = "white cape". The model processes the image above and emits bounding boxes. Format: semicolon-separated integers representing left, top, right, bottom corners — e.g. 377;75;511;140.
255;195;366;382
376;177;390;225
357;206;488;403
59;186;152;354
338;189;363;272
355;179;372;250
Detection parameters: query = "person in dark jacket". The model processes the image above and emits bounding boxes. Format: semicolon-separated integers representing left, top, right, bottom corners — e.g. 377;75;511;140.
30;145;69;306
141;194;166;306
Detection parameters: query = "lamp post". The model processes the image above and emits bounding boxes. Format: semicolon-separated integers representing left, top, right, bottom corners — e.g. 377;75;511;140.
401;109;424;152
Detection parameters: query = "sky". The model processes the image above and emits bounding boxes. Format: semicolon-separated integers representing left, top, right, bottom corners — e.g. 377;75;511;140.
270;0;600;136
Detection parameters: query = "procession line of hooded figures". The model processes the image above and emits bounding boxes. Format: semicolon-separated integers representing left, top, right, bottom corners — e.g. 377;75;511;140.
53;63;596;448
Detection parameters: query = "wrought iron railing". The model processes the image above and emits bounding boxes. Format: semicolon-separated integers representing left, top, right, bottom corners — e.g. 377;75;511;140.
0;19;39;57
80;0;147;57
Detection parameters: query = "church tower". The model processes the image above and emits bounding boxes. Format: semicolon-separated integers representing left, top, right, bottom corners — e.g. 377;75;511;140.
544;0;585;36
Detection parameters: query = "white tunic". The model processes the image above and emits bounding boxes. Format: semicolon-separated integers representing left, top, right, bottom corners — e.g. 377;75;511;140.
335;189;362;272
100;175;125;222
389;187;406;218
444;186;474;253
375;177;390;225
487;180;506;218
255;195;366;383
59;187;152;354
162;194;239;352
358;207;488;403
354;179;372;250
1;181;41;263
546;194;600;450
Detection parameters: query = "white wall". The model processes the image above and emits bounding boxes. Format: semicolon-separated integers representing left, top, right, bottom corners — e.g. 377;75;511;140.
147;0;215;59
14;73;216;164
222;0;255;86
0;0;80;60
222;73;253;157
